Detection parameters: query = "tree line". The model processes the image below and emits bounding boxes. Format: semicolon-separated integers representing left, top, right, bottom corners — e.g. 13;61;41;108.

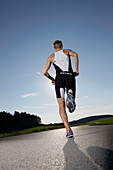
0;111;41;133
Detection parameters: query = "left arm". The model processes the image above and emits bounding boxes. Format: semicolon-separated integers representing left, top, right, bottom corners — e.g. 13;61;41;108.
68;49;79;76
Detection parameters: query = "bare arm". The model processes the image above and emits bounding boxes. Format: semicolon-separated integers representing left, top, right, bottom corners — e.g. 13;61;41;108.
43;54;55;81
68;49;79;76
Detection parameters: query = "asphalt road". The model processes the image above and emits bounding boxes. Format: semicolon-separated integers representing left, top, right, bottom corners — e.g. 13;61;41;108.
0;125;113;170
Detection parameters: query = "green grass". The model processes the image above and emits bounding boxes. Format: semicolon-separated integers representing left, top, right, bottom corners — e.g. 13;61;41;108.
0;125;65;138
0;117;113;138
87;117;113;125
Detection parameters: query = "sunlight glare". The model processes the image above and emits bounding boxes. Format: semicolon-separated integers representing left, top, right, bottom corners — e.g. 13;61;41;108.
49;81;56;96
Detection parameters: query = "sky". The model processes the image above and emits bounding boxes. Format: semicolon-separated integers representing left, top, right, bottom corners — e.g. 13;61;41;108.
0;0;113;124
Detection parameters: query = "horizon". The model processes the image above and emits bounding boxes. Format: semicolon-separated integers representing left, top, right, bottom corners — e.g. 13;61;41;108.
0;110;113;125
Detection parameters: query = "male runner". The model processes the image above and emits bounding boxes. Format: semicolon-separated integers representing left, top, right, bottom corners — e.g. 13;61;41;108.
43;40;79;138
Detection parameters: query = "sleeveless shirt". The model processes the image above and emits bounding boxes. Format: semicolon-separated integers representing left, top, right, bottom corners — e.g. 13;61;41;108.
53;49;73;74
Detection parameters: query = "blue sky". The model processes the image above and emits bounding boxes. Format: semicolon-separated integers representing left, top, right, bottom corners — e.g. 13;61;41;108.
0;0;113;123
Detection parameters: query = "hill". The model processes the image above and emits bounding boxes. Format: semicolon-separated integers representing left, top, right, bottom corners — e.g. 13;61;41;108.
69;115;113;125
48;115;113;126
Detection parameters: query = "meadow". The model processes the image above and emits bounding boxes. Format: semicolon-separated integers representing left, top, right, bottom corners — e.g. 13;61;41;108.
0;117;113;138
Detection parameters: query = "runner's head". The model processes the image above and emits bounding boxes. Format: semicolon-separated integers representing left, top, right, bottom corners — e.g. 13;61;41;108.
53;40;63;51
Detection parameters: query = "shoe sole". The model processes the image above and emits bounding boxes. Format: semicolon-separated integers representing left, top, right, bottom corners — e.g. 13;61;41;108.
68;101;76;113
67;93;76;113
66;134;73;138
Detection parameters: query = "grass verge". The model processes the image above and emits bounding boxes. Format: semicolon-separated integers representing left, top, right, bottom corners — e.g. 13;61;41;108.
0;117;113;138
0;125;64;138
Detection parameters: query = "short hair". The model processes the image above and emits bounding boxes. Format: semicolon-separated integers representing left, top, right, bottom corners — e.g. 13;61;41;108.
53;40;63;49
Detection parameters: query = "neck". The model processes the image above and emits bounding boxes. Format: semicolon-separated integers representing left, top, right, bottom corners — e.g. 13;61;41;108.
55;48;62;52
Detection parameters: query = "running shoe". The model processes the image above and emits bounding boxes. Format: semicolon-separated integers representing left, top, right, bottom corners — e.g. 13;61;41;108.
66;129;73;138
67;92;76;113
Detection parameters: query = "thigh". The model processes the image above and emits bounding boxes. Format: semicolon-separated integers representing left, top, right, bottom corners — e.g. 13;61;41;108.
55;74;66;98
66;75;76;98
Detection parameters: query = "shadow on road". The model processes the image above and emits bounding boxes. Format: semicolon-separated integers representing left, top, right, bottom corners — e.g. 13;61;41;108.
87;146;113;170
63;138;97;170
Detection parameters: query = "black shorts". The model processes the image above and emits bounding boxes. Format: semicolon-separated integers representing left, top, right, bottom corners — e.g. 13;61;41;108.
55;72;76;98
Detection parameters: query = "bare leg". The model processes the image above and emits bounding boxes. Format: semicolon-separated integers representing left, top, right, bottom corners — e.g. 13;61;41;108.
57;98;71;132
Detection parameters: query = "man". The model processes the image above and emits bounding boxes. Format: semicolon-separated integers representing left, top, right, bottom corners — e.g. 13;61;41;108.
43;40;79;138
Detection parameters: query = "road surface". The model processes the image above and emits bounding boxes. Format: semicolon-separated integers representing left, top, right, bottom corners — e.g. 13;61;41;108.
0;125;113;170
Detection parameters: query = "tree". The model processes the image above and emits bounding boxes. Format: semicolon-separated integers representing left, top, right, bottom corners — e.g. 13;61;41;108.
0;111;42;133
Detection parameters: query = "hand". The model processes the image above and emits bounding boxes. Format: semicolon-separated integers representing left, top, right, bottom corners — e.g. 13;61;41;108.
52;80;55;85
73;72;79;77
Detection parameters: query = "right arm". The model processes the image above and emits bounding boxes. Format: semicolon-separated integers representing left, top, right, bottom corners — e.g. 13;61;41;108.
43;54;55;82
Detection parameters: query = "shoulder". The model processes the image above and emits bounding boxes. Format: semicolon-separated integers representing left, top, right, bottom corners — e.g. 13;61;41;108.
63;49;78;57
47;53;54;63
63;49;73;56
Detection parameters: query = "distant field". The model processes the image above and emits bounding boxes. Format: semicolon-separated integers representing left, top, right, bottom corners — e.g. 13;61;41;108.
87;117;113;125
0;117;113;138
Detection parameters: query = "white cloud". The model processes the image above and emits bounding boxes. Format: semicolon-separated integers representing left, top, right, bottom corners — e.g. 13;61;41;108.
36;71;42;75
84;96;88;99
20;106;45;109
19;102;57;110
32;102;57;109
21;92;39;99
41;102;57;107
78;105;92;109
